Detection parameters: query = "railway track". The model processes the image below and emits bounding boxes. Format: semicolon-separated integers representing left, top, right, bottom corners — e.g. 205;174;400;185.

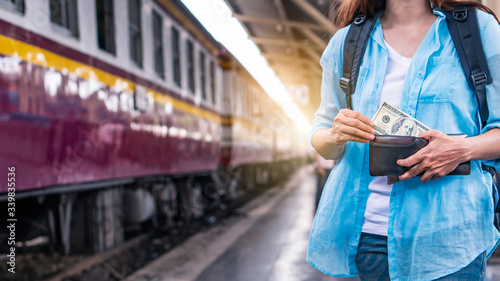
44;233;152;281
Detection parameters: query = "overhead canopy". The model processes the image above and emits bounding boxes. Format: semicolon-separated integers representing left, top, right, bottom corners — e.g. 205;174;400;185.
225;0;338;123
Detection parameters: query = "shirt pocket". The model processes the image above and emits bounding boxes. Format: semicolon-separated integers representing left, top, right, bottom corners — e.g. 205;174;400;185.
419;56;459;103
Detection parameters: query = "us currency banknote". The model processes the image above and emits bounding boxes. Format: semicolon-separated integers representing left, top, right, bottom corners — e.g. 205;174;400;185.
372;102;431;136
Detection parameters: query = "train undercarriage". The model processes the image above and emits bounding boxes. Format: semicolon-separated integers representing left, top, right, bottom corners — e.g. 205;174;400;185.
0;159;305;256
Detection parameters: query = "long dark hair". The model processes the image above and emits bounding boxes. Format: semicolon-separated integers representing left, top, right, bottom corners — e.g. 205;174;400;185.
333;0;500;28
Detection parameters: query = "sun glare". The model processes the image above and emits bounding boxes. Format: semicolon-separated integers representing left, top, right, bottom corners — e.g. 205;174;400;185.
180;0;312;133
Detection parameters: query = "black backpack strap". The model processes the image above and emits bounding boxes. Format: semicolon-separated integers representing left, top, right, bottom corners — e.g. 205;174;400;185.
446;7;500;223
444;6;492;127
340;12;382;110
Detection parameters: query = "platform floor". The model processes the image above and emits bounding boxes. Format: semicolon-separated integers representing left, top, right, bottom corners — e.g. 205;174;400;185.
126;167;500;281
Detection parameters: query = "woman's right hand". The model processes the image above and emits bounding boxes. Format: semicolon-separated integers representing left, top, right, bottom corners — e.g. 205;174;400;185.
327;109;375;145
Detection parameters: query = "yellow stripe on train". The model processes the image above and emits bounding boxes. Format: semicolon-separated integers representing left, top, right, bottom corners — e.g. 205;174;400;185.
0;33;222;123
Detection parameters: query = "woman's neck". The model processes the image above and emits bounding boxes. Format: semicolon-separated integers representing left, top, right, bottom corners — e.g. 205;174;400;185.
380;0;437;58
382;0;435;26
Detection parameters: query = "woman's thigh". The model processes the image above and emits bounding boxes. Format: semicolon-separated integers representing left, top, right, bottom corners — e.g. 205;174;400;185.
355;232;390;281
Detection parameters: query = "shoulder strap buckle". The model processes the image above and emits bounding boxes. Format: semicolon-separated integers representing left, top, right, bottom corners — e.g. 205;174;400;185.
452;6;468;21
471;72;488;89
339;77;351;94
353;15;366;25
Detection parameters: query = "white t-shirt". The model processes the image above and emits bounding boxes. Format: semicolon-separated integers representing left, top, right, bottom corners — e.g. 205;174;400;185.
362;39;412;236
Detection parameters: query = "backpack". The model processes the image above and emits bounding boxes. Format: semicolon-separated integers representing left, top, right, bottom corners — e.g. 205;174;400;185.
339;6;500;229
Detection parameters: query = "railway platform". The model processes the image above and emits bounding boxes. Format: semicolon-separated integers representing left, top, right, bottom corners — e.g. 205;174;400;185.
123;167;500;281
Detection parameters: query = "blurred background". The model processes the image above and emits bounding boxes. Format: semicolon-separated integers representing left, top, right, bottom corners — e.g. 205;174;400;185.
0;0;498;280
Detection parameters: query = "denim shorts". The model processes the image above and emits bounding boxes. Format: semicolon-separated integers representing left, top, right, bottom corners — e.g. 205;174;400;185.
355;232;487;281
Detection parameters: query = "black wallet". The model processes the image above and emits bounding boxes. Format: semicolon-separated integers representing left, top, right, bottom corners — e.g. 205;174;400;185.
369;135;471;183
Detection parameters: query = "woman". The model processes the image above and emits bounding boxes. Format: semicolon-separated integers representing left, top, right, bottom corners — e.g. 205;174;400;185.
307;0;500;280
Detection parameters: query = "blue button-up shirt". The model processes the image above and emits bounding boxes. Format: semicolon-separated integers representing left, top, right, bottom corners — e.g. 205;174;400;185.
307;9;500;281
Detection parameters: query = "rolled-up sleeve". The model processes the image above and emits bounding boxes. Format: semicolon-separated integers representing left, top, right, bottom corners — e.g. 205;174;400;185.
310;27;349;145
479;11;500;169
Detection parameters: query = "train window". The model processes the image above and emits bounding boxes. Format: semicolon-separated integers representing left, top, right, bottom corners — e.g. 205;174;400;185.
253;90;260;115
242;83;248;118
199;51;206;100
247;86;251;119
96;0;115;55
171;26;181;87
243;83;250;118
249;87;254;117
50;0;79;38
236;76;245;117
210;61;216;105
128;0;142;68
187;39;195;94
152;10;164;79
232;75;238;113
243;85;247;118
0;0;24;14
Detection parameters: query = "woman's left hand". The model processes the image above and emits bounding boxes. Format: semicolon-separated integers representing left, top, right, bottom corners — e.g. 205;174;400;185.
397;130;470;182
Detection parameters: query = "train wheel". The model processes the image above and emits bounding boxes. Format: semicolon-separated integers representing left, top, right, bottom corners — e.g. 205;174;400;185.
178;178;205;224
243;165;255;191
153;180;178;228
227;178;239;200
255;165;270;186
88;187;124;253
271;164;280;183
211;168;238;201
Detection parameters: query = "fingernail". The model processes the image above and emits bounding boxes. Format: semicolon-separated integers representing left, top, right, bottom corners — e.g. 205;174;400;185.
370;134;375;139
372;129;376;134
370;121;374;126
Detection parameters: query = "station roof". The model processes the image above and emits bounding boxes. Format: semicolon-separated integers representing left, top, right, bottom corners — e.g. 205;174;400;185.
224;0;337;123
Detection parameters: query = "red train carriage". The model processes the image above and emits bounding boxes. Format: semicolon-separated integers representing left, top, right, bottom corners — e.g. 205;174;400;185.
219;52;307;191
0;0;221;192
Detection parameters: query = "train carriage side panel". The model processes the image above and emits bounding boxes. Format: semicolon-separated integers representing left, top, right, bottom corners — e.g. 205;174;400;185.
0;0;222;193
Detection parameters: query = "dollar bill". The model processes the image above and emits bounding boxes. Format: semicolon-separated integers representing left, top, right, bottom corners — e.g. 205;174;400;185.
372;102;431;136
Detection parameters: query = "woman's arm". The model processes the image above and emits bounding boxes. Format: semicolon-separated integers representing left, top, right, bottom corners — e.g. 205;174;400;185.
465;128;500;161
312;128;345;160
311;26;374;160
312;109;375;160
397;128;500;182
